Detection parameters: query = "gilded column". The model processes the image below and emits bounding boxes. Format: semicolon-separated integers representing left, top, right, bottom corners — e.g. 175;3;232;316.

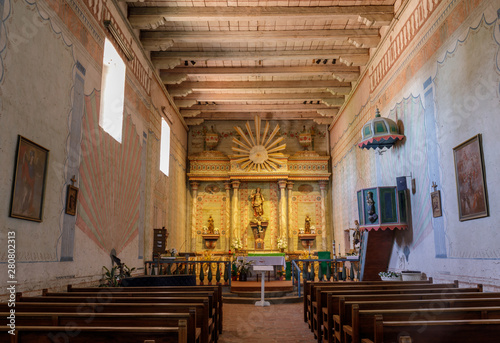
278;180;288;246
190;181;200;252
224;181;231;251
231;180;241;241
286;181;294;252
319;180;328;251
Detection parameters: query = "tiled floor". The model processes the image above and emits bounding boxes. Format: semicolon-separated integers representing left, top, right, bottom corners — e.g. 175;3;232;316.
219;302;317;343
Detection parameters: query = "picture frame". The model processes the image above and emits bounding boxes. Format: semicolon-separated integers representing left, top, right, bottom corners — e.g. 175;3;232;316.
65;185;79;216
453;134;489;221
10;135;49;222
431;190;442;218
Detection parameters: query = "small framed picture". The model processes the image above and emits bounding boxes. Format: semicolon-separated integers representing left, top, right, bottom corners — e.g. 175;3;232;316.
431;190;442;218
65;185;79;216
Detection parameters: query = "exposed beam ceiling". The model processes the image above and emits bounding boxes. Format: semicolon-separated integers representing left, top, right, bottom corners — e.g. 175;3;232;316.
127;1;396;123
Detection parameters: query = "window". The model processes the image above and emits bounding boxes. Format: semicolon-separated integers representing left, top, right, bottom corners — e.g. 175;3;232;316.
99;38;126;143
160;117;171;176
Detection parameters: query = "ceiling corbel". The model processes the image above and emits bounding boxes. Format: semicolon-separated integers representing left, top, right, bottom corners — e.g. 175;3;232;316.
153;58;181;69
317;109;339;117
174;99;198;108
180;110;201;117
185;118;205;126
161;73;187;85
321;98;345;107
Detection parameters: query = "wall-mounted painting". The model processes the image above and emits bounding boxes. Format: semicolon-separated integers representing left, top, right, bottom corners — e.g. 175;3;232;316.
453;134;489;221
431;190;442;218
10;136;49;222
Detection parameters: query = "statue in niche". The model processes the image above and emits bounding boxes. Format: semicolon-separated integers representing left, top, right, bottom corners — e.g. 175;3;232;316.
250;187;264;218
366;191;378;223
207;215;215;234
304;215;312;233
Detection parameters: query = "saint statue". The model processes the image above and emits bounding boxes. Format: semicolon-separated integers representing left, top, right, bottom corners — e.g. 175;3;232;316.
207;215;215;234
250;187;264;217
366;191;378;223
304;215;312;234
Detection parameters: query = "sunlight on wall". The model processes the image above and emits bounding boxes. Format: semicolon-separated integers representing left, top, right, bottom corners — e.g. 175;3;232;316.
99;38;125;143
160;117;171;176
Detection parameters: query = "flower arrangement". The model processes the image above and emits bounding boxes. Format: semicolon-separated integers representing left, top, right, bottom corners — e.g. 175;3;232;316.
277;237;287;249
231;238;243;250
234;257;254;275
170;248;178;257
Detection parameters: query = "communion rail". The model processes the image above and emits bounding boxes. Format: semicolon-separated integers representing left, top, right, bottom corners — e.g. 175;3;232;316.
291;257;360;297
144;260;233;286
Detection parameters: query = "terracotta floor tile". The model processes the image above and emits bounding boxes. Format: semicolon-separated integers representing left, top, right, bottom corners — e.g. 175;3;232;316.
219;302;317;342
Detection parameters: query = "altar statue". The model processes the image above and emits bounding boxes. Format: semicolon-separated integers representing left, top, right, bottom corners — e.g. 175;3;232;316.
305;215;312;233
251;187;264;217
207;215;215;234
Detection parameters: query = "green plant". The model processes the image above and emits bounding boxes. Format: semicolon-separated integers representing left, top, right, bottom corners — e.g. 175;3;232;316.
100;264;136;287
378;271;401;278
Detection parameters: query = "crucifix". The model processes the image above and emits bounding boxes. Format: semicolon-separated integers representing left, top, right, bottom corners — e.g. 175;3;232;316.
431;182;438;192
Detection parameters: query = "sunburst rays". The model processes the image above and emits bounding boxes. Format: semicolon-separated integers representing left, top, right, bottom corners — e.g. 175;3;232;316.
232;116;286;172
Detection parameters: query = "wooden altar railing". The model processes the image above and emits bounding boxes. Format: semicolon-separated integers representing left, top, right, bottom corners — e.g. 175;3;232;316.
291;257;360;297
144;259;233;286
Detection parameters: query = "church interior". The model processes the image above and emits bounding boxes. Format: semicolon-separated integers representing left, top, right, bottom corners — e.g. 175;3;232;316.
1;0;500;341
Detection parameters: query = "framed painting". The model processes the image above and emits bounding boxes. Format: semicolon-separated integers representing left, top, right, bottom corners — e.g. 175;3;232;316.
65;185;79;216
453;134;489;221
10;135;49;222
431;190;442;218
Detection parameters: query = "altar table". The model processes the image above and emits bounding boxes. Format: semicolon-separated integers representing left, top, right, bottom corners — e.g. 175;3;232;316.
237;255;286;269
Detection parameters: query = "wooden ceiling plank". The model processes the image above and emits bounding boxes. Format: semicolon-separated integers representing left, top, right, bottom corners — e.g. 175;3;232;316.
176;92;344;101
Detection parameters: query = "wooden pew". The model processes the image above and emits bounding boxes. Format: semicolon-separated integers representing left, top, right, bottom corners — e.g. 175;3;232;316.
303;279;433;323
333;297;500;343
1;302;211;343
1;322;188;343
347;305;500;343
309;281;459;340
370;316;500;343
2;312;197;342
43;289;218;341
320;286;482;343
67;284;223;335
307;280;441;331
3;311;198;343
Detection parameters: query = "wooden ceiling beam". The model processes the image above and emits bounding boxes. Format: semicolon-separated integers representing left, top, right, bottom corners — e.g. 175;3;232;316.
128;6;394;29
184;112;328;121
160;66;360;83
181;104;331;111
140;29;380;49
151;49;369;67
176;92;344;103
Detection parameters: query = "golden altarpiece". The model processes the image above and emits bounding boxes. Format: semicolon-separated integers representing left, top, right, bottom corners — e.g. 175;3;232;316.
187;117;331;254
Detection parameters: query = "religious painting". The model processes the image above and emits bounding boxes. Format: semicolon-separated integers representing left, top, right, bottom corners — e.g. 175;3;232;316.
10;135;49;222
65;185;79;216
453;134;489;221
431;191;442;218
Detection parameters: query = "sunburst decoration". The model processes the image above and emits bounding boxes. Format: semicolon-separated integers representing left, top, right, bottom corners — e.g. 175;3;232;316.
232;116;286;172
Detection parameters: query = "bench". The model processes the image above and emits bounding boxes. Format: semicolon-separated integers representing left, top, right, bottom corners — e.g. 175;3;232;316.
370;316;500;343
335;297;500;343
1;302;211;343
1;311;197;342
307;280;443;331
308;281;459;340
67;284;223;334
347;305;500;343
319;287;482;343
43;289;218;340
303;279;433;323
1;323;187;343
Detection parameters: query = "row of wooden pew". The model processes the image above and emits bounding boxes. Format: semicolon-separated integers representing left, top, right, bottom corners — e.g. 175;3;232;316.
303;279;500;343
1;284;223;343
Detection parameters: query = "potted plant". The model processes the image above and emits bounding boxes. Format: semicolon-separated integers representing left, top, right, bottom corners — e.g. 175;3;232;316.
234;257;253;281
378;271;402;281
277;236;287;252
100;264;136;287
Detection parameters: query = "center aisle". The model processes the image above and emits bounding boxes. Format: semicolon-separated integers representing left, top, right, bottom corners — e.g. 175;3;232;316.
219;302;317;343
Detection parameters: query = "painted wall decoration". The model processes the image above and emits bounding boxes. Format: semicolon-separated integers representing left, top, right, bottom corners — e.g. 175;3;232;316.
453;134;489;221
9;136;49;222
77;92;143;255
